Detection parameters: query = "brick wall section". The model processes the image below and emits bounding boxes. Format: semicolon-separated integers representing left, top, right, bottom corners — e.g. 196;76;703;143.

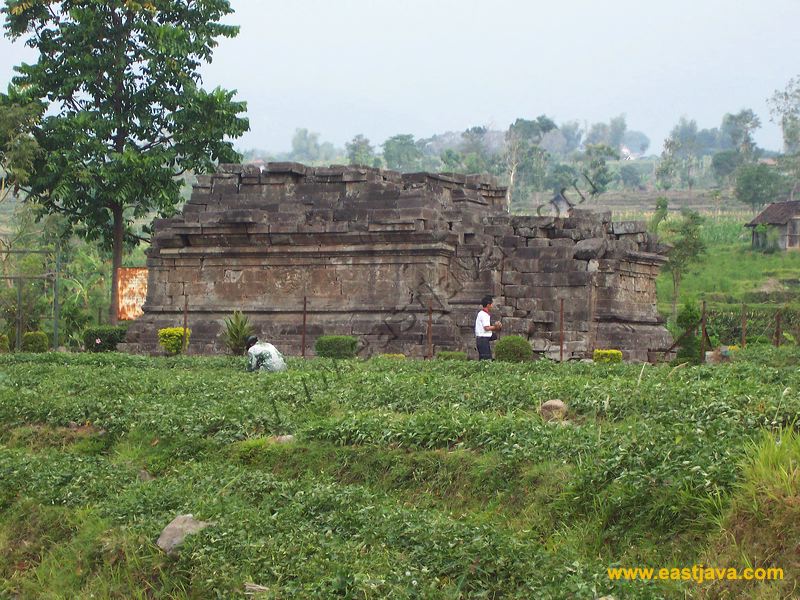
121;163;672;361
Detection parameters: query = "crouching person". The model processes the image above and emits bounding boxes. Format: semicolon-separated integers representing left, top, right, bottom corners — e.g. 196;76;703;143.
245;336;287;372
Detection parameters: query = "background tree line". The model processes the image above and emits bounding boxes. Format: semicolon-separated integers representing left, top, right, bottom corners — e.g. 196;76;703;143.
244;91;800;214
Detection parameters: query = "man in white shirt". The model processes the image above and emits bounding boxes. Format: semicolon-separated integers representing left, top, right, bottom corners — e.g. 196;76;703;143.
475;295;502;360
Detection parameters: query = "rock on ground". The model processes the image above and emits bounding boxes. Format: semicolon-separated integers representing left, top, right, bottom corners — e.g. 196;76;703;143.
539;399;567;421
157;514;211;555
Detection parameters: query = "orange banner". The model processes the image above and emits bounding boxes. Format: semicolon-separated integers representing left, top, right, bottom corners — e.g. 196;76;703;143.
118;267;148;321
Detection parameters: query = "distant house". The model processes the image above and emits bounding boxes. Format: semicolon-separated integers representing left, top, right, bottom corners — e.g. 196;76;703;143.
745;201;800;250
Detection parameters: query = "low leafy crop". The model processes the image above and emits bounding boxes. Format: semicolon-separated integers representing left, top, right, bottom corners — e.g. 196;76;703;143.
1;348;798;597
436;350;468;360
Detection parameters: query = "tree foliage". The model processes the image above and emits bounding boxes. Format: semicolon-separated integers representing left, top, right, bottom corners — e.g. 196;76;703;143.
0;87;44;203
3;0;249;323
769;75;800;154
346;134;376;166
382;134;423;172
734;163;791;211
663;209;706;320
579;144;618;195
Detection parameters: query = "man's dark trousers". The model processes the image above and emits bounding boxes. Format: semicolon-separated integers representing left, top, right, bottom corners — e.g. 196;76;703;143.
476;337;492;360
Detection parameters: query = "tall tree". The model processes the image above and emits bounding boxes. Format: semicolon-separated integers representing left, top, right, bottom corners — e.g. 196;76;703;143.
346;134;375;166
580;144;618;196
382;134;423;172
711;150;742;185
768;75;800;154
559;121;583;154
0;87;43;204
504;116;556;203
3;0;249;324
290;128;321;162
720;109;761;157
663;209;706;321
734;163;790;211
621;130;650;155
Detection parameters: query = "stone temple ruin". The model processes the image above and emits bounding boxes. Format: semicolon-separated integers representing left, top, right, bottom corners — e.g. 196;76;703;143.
122;163;673;361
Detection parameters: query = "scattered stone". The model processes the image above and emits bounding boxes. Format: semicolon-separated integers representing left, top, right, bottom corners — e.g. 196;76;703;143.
271;434;295;444
156;514;211;555
244;582;270;596
573;237;607;260
138;469;155;482
539;399;567;421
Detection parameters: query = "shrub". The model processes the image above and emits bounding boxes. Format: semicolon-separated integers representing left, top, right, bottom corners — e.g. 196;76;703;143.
315;335;357;359
21;331;49;353
158;327;191;356
0;334;8;353
437;351;468;360
494;336;532;362
83;325;128;352
376;353;406;360
676;302;701;364
222;311;255;355
593;349;623;363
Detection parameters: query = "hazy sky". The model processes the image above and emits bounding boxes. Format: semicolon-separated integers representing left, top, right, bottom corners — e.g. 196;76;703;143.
2;0;799;153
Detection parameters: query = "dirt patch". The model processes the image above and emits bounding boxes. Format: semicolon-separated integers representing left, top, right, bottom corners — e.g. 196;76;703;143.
5;423;106;451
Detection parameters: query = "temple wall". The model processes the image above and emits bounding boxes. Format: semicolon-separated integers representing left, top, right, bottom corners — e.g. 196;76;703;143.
122;163;672;361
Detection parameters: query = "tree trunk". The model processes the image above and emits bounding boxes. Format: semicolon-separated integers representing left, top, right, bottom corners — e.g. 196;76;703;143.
109;203;123;325
506;161;517;207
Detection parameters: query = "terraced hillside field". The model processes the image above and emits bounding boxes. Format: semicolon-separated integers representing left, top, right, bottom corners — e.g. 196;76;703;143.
1;351;798;599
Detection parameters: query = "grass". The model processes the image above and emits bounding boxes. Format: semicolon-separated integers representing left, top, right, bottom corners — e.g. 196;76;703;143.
655;216;800;341
0;349;798;598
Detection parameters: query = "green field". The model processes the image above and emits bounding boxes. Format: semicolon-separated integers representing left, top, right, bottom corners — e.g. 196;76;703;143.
655;216;800;336
1;351;798;598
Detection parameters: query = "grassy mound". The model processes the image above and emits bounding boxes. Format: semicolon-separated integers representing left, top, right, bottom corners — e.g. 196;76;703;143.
699;429;800;599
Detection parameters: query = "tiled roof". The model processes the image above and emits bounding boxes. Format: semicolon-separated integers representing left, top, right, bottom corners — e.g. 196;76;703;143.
746;201;800;227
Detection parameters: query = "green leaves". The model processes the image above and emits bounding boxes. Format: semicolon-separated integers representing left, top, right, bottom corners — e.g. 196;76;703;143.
3;0;248;255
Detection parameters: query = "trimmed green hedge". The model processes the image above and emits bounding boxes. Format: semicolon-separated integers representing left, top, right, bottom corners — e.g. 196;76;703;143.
495;336;533;362
437;351;468;360
593;349;623;363
84;326;128;352
158;327;191;355
21;331;49;353
315;335;358;359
